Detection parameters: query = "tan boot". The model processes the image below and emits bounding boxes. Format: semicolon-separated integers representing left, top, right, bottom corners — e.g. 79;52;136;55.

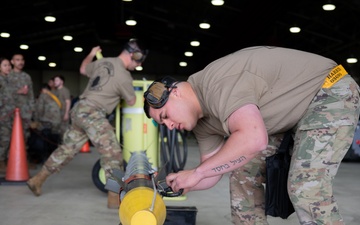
107;191;119;209
27;167;51;196
0;161;6;174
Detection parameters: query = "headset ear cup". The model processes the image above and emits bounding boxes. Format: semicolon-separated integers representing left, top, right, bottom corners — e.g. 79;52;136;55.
132;51;143;61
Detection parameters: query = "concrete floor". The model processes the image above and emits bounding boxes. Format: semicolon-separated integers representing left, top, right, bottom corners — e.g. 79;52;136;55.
0;137;359;225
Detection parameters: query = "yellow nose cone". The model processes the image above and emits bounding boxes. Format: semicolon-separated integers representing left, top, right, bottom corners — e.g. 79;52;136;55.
131;210;157;225
119;187;166;225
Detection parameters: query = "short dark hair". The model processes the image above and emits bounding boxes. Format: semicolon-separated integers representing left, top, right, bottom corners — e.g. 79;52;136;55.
55;75;65;83
144;100;151;119
41;83;50;90
0;57;9;65
11;53;24;58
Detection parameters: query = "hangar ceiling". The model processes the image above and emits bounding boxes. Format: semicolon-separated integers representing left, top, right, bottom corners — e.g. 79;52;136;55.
1;0;360;80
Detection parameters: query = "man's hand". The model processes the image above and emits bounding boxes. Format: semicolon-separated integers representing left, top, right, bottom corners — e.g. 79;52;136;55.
90;46;101;57
63;113;69;121
17;85;28;94
166;169;203;193
79;46;102;75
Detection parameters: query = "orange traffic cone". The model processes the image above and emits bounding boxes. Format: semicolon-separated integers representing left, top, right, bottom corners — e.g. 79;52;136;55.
0;108;29;185
80;141;91;153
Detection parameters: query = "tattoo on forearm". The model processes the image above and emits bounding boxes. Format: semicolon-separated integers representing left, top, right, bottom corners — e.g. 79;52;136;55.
230;156;246;165
211;156;247;173
212;164;230;172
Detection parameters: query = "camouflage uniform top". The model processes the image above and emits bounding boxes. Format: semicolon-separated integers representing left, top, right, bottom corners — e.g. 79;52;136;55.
34;92;62;132
80;57;135;114
8;70;35;119
0;74;15;118
188;46;338;154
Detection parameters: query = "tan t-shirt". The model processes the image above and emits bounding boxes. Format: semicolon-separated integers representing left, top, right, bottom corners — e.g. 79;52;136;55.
80;57;135;114
188;46;337;154
55;86;71;116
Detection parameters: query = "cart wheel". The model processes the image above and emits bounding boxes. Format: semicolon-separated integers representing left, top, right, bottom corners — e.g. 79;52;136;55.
92;159;107;193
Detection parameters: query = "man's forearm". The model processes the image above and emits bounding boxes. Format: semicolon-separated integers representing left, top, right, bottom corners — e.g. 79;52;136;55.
190;174;223;191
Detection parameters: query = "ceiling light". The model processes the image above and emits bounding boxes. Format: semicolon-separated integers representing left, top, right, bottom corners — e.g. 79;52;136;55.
49;62;56;67
20;44;29;50
199;22;211;29
0;32;10;38
44;16;56;22
38;56;46;61
184;51;193;57
135;66;143;71
347;57;358;64
179;61;187;67
211;0;224;6
63;35;73;41
122;0;132;2
125;18;137;26
289;26;301;33
74;47;83;52
322;3;336;11
190;41;200;47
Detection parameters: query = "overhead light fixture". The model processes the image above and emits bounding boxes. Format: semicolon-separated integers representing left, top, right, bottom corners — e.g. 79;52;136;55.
0;32;10;38
125;18;137;26
38;56;46;61
63;35;73;41
184;51;193;57
190;40;200;47
74;47;83;52
211;0;224;6
289;26;301;33
199;22;211;29
44;16;56;22
49;62;56;67
347;57;358;64
122;0;132;2
179;61;187;67
20;44;29;50
322;3;336;11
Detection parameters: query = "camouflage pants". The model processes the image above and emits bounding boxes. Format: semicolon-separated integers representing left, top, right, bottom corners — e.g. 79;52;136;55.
17;107;31;141
22;118;31;141
0;109;29;160
43;100;123;179
230;75;360;225
289;75;360;225
0;116;13;161
230;134;282;225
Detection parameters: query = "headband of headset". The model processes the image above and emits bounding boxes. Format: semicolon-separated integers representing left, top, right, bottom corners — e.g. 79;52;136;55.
124;39;148;63
143;76;179;109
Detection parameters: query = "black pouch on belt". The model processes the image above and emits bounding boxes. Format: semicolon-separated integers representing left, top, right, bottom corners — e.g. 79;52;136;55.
265;130;295;219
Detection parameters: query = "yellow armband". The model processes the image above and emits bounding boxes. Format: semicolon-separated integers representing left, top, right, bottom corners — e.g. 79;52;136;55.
322;64;348;88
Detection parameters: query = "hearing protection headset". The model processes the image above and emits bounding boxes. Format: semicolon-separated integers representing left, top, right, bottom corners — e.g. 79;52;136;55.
124;39;148;63
143;76;180;109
